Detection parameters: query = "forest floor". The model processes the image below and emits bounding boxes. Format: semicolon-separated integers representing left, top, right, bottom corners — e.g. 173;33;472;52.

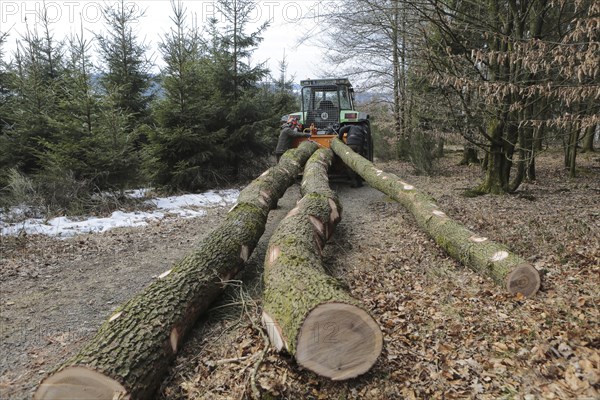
1;149;599;400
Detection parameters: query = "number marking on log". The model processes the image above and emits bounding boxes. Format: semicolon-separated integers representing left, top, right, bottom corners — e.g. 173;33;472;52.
296;303;383;381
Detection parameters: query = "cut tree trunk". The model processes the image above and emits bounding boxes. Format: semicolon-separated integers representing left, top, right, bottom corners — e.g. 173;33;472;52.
262;148;383;381
331;138;540;298
34;141;319;400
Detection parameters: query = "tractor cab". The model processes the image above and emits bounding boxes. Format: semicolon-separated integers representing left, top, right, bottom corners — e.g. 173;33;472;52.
285;78;373;162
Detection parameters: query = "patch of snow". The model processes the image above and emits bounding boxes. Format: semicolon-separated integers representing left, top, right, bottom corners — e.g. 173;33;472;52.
0;189;240;238
126;188;153;199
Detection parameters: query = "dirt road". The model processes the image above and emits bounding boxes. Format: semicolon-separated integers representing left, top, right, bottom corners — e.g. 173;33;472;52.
1;152;598;399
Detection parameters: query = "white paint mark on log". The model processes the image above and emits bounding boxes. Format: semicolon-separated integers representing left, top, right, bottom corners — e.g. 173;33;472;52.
403;185;415;190
170;327;179;354
260;170;269;177
345;151;350;155
239;245;250;262
267;246;280;267
228;203;238;213
491;251;509;262
308;215;325;238
109;312;122;322
285;206;300;219
262;311;287;352
158;269;173;279
432;210;447;217
328;198;341;225
469;235;488;243
260;190;271;203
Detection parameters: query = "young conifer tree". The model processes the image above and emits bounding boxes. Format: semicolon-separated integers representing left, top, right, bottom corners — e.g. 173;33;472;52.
2;9;64;175
146;0;224;190
96;0;153;128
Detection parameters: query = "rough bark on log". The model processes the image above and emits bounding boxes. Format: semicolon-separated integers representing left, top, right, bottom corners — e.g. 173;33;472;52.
262;148;383;380
34;141;319;400
331;138;540;298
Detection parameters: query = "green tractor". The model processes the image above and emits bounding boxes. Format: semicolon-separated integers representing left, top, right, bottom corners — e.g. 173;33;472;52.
286;78;373;162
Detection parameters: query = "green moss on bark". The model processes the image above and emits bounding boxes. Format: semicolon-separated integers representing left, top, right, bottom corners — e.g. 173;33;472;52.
331;138;539;296
36;142;319;400
263;148;356;354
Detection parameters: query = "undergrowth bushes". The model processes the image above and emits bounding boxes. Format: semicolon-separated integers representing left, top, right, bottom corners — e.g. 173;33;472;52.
0;168;144;219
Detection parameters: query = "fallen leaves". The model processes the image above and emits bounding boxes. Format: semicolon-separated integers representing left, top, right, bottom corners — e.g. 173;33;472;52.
2;151;599;399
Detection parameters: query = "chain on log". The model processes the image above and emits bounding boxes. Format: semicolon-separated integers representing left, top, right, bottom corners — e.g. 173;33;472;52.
262;148;383;380
34;141;319;400
331;138;540;298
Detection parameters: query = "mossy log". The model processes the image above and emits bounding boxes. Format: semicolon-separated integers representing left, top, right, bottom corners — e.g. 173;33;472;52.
34;141;319;400
331;138;540;297
262;148;383;380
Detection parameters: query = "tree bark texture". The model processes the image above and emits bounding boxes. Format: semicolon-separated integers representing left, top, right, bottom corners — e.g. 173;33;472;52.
331;138;540;298
262;148;383;380
34;141;319;400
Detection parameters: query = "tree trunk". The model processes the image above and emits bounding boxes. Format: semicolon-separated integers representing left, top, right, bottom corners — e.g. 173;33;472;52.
435;137;445;158
459;144;479;165
568;124;580;177
582;124;594;153
478;118;507;194
34;141;319;400
262;148;383;381
331;138;540;298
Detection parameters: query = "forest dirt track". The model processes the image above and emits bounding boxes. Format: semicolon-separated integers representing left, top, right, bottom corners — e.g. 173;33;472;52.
1;151;599;399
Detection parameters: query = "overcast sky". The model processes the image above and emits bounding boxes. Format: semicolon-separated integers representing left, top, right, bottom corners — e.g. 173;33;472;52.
1;1;338;80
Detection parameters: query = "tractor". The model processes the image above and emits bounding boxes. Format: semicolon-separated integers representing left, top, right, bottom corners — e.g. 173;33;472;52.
284;78;373;170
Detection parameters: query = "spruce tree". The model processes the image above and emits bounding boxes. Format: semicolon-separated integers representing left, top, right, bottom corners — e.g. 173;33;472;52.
96;0;153;127
38;25;100;180
147;0;225;190
211;0;272;175
1;13;64;175
0;31;11;137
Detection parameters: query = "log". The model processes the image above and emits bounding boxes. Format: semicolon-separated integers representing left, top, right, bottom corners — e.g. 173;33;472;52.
262;148;383;380
331;138;541;298
34;141;319;400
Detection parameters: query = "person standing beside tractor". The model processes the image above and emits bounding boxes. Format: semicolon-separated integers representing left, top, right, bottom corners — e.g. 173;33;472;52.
275;116;311;162
338;125;367;187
